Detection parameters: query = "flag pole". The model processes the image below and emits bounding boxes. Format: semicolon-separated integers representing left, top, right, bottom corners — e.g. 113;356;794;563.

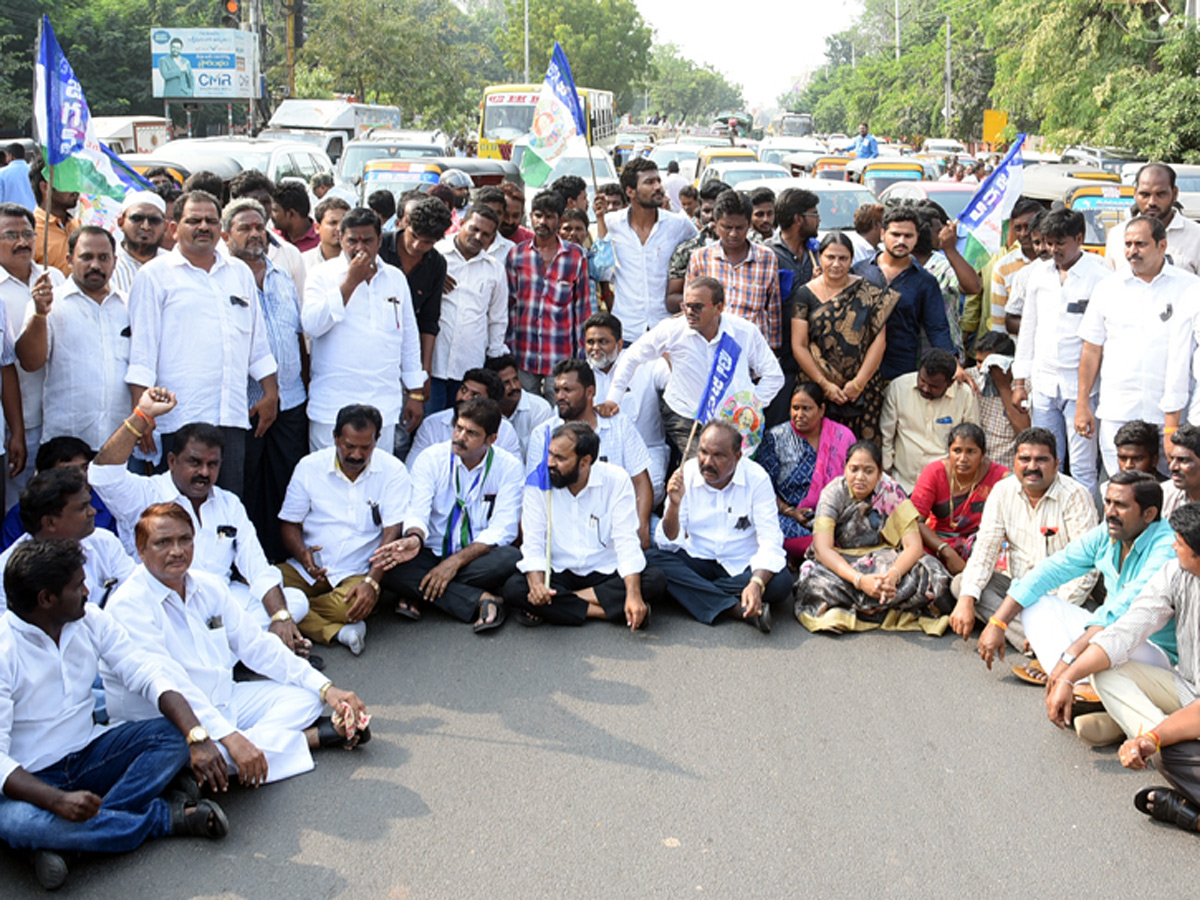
40;166;54;271
680;418;701;463
544;490;552;589
34;15;53;268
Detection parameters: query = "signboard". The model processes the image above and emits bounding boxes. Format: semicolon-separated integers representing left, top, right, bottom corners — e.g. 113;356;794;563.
150;29;260;99
982;109;1008;145
486;92;541;107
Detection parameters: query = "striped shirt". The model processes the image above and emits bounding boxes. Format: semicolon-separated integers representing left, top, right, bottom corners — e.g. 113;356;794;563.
687;241;782;350
111;245;167;295
959;472;1099;602
990;245;1036;332
248;259;306;412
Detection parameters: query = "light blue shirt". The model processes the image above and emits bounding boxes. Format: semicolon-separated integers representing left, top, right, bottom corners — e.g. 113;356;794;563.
0;159;36;211
247;259;306;411
1009;518;1178;663
848;133;879;160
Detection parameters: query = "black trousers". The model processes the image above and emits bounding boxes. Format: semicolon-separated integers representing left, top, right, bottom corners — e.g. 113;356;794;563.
244;403;309;563
502;567;666;626
381;545;521;622
647;548;791;624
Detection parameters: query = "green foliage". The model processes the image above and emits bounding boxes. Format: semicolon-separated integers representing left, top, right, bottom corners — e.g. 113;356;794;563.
497;0;652;108
645;44;743;122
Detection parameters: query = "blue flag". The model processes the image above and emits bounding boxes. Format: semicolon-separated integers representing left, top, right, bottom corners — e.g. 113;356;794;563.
520;42;588;187
34;16;85;168
696;334;742;423
548;43;586;136
526;439;551;491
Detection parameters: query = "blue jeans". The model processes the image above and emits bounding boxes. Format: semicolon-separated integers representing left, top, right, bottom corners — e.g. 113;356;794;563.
0;718;187;853
1031;385;1098;496
426;377;460;417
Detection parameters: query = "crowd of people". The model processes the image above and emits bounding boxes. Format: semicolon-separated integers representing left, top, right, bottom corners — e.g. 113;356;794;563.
4;137;1200;887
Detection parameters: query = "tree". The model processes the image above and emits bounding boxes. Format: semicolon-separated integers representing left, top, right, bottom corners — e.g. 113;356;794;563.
645;44;743;122
497;0;652;108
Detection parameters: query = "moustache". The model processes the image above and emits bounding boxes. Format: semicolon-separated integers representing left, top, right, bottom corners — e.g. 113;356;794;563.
1021;469;1043;478
700;466;719;477
343;457;365;467
451;441;467;452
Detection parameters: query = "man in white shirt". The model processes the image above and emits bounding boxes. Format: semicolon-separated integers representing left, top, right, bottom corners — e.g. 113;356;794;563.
474;186;516;264
663;160;691;212
597;158;698;338
0;539;228;889
0;202;50;503
584;312;669;505
125;190;280;495
109;190;168;294
0;467;133;614
598;276;784;461
1011;208;1109;496
1105;163;1200;275
279;404;410;655
407;367;523;466
502;422;664;628
104;503;371;791
1078;216;1200;474
301;196;350;273
526;359;655;547
648;421;786;631
16;226;130;453
88;389;312;654
485;353;553;458
430;205;507;413
302;207;426;455
373;398;522;631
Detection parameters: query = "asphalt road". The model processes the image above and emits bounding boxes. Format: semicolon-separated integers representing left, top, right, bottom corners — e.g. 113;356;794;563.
6;601;1200;898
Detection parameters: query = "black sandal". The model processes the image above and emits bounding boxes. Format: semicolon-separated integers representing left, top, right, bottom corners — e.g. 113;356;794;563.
1134;786;1200;832
473;597;507;634
514;609;543;627
316;714;372;749
170;797;229;839
394;600;422;621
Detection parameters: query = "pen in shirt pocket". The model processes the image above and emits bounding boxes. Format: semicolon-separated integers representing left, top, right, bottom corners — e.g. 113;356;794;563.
368;499;382;526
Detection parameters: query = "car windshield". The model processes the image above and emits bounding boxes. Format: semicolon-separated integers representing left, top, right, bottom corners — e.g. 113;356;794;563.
1177;177;1200;192
548;155;617;181
649;147;699;168
778;117;812;136
221;151;271;173
358;177;434;206
920;189;976;220
1071;194;1131;244
483;103;536;141
340;144;441;182
723;169;790;187
814;189;875;230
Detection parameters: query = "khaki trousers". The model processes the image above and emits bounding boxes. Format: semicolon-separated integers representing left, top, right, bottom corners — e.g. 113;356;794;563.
279;562;367;645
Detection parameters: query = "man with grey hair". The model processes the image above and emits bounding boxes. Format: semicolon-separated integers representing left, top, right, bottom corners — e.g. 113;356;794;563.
111;190;169;294
222;198;308;560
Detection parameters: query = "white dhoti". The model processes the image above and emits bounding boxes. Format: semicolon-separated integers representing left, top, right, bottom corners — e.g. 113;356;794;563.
1021;594;1172;677
216;681;324;783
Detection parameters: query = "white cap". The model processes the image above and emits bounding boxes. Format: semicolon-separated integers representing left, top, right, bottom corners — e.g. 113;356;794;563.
121;190;166;214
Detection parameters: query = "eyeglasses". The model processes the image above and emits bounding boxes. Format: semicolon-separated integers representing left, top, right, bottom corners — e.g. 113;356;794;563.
127;213;165;226
802;211;821;220
0;230;35;242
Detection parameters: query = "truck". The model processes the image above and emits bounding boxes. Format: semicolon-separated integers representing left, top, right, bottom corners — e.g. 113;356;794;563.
263;99;403;165
91;116;170;154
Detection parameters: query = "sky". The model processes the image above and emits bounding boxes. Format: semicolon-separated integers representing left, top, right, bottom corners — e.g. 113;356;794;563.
633;0;860;111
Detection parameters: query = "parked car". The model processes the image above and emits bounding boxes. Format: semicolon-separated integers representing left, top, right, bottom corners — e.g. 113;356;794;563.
698;161;791;190
733;176;877;234
149;137;334;188
1058;145;1144;175
338;135;453;186
877;182;980;221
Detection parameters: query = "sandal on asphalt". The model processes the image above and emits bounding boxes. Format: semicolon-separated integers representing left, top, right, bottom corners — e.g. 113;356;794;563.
32;849;68;891
170;797;229;839
473;597;507;634
165;768;201;804
514;609;543;627
1134;786;1200;832
1010;660;1048;686
751;604;772;634
316;714;372;749
394;600;422;621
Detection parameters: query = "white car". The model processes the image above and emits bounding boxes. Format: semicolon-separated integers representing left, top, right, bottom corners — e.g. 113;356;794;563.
698;161;792;190
733;176;877;234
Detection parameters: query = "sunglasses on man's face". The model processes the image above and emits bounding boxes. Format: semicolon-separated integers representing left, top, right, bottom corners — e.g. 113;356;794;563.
127;213;165;226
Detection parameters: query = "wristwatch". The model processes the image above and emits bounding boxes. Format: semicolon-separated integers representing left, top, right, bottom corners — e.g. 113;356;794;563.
1059;651;1077;667
186;725;210;745
270;608;293;623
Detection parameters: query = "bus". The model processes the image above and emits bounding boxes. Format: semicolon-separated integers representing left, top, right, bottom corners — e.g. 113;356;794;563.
478;83;616;160
768;112;814;138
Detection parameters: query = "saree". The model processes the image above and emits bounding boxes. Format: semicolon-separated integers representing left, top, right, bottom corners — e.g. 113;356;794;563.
910;458;1009;560
756;417;856;545
794;475;952;635
793;279;900;444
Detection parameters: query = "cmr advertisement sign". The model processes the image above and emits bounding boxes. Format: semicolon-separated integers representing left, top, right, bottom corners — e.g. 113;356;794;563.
151;28;260;99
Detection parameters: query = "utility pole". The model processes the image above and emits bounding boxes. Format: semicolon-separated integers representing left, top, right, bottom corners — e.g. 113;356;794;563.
524;0;530;83
894;0;901;60
944;15;952;136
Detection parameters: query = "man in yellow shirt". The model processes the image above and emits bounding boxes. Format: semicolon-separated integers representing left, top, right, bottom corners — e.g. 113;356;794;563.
31;168;78;276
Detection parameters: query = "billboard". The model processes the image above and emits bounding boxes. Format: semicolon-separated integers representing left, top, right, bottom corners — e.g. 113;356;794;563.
150;28;259;99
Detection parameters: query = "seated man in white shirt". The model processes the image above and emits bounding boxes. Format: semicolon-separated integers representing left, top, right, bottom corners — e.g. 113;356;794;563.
279;404;410;655
0;467;133;613
598;276;784;461
485;353;553;458
526;358;654;547
0;539;228;890
88;389;312;657
407;366;523;465
105;504;371;792
502;422;665;628
584;312;669;506
372;398;522;632
647;420;787;632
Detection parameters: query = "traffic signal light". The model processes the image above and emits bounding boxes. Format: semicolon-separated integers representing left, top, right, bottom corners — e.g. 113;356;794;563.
220;0;241;27
294;0;306;49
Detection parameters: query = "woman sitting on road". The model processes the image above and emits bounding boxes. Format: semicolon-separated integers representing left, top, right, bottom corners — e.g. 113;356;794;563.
755;381;855;561
910;422;1009;577
794;440;952;634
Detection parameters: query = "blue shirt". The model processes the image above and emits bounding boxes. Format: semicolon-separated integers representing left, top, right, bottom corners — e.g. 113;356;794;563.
247;259;306;411
848;133;879;160
0;494;118;551
853;254;954;380
1009;518;1178;663
0;160;36;211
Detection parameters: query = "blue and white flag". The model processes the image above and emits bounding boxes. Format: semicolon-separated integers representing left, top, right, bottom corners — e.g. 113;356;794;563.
956;135;1027;270
520;42;587;187
697;333;742;423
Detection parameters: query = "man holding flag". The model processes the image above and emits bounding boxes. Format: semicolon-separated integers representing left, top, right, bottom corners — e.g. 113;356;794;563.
598;276;783;462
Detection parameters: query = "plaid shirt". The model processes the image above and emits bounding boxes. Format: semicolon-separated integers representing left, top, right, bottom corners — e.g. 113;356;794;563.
687;241;782;349
506;237;590;376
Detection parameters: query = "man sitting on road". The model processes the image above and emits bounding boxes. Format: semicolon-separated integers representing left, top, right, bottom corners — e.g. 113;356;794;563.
502;422;664;629
372;398;522;633
89;389;312;657
279;405;410;655
976;471;1177;746
485;354;554;459
649;420;787;632
1163;425;1200;517
0;539;229;890
407;366;523;465
950;427;1099;650
104;503;371;790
